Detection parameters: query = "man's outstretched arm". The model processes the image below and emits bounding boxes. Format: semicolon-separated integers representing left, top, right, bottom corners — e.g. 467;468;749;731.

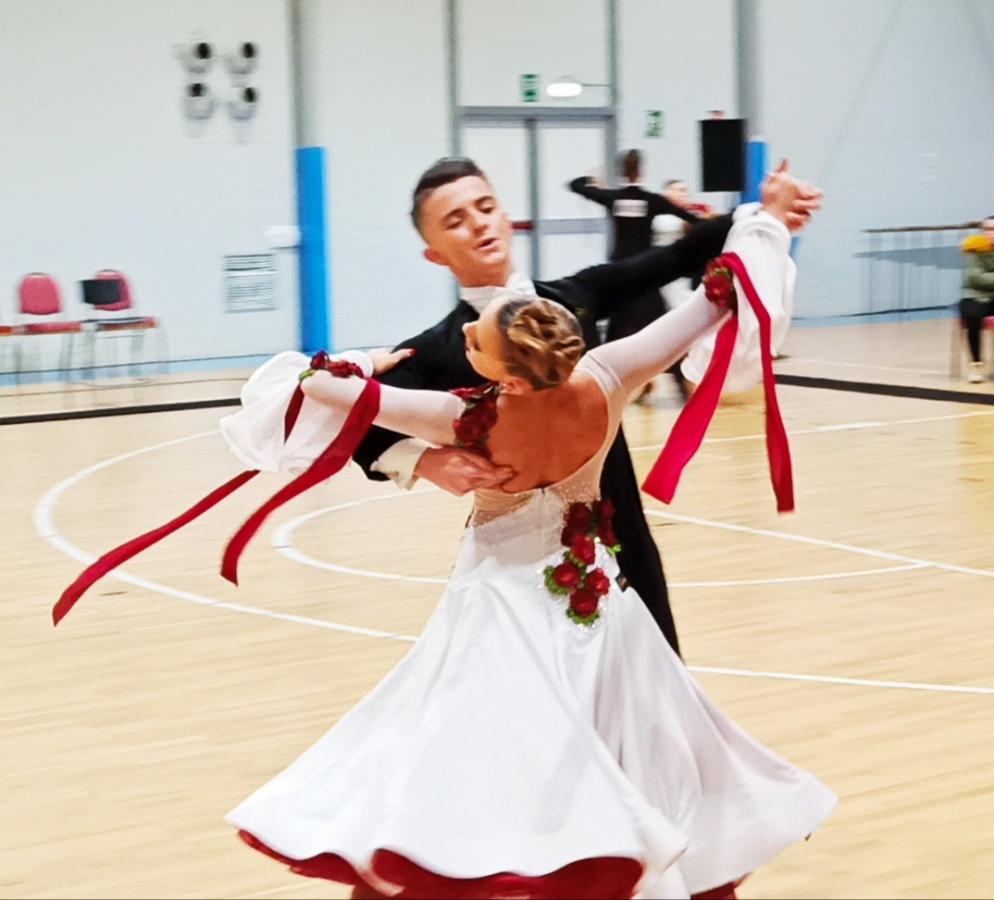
568;176;615;209
560;212;737;320
561;162;822;324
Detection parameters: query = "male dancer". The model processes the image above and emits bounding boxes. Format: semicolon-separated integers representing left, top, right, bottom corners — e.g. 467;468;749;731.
352;157;817;656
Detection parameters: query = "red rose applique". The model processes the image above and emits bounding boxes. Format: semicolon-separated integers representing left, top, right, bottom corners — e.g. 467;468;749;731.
543;500;622;627
451;383;500;457
702;255;738;312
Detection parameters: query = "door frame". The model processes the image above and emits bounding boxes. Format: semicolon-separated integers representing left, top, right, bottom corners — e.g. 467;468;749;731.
459;109;615;279
446;0;620;280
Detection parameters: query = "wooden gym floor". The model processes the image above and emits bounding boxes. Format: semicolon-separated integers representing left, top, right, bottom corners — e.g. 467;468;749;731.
2;315;992;899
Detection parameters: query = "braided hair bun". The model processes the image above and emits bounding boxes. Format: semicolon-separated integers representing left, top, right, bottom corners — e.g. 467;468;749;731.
497;298;585;390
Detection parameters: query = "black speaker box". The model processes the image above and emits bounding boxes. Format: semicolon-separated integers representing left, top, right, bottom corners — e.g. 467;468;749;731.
699;119;746;192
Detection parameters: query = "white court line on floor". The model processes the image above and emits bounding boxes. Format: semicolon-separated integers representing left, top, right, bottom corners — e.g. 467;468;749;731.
32;422;994;696
780;356;950;377
33;430;413;643
273;497;450;585
646;510;994;580
691;666;994;695
277;546;450;584
274;500;931;589
815;421;884;432
630;408;994;452
673;563;928;587
782;355;949;378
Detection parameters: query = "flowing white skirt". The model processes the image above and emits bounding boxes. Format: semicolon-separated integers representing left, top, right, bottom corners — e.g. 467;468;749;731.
227;495;835;899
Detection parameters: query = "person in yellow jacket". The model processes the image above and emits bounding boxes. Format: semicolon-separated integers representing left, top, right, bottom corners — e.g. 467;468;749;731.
960;217;994;383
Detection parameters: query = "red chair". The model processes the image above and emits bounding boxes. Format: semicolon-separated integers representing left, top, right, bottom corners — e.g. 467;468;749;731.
82;269;165;377
14;274;82;382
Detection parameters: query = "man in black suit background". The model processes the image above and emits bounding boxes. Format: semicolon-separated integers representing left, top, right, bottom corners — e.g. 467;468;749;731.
570;149;700;267
570;149;704;401
352;157;817;658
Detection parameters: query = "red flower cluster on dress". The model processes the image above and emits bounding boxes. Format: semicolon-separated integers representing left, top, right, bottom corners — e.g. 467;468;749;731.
544;499;620;626
702;255;738;311
300;350;366;381
450;382;500;458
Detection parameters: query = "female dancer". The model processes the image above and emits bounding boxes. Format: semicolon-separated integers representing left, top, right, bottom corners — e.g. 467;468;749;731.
223;171;834;899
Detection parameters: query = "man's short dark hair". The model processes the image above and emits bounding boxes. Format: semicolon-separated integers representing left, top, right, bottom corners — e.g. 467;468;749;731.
410;157;487;232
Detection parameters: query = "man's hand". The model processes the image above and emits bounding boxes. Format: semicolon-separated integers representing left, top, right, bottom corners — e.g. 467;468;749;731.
760;159;823;232
414;446;515;496
368;346;416;376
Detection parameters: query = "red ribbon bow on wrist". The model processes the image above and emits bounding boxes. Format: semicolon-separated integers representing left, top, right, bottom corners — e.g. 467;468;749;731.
52;352;379;625
642;251;794;513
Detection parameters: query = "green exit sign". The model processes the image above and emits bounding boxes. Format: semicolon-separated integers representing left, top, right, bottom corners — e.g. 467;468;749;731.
520;73;539;103
645;110;664;138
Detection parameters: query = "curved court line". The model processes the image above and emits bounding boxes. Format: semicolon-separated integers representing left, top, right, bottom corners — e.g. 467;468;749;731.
272;495;451;585
33;426;994;696
277;546;450;585
32;430;413;643
273;501;930;589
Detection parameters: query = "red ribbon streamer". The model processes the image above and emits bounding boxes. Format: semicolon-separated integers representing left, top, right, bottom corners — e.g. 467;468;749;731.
642;251;794;513
53;370;380;626
220;378;380;585
52;470;259;626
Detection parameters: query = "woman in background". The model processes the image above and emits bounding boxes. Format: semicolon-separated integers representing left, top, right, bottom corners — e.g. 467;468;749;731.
960;216;994;383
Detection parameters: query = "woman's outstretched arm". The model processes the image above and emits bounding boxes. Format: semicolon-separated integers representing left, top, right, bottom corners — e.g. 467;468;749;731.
301;371;464;448
586;209;794;399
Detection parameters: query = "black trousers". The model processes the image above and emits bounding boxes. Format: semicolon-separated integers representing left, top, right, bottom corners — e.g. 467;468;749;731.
599;428;680;657
959;297;993;362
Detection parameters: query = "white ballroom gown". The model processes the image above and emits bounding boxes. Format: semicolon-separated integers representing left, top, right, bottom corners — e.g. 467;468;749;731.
222;210;836;900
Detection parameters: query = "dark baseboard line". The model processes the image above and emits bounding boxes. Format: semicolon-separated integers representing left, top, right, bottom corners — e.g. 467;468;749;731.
792;304;951;321
0;397;240;426
775;374;994;406
1;375;992;427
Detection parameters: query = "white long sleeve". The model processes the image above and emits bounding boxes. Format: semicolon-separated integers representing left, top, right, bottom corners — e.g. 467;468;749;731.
220;350;462;476
682;212;795;392
302;373;464;448
220;350;374;474
587;210;794;399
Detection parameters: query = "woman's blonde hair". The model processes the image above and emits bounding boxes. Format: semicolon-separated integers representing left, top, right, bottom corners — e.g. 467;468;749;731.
497;298;586;390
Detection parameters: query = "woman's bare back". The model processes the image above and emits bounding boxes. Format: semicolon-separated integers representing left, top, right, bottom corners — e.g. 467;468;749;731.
485;371;609;494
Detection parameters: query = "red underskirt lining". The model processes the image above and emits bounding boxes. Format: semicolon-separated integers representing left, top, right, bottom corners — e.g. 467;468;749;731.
238;829;642;899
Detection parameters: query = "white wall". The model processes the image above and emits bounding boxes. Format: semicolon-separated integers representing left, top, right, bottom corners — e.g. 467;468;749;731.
758;0;994;316
312;0;739;350
0;0;298;368
301;0;451;351
8;0;993;368
459;0;608;109
619;0;735;200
